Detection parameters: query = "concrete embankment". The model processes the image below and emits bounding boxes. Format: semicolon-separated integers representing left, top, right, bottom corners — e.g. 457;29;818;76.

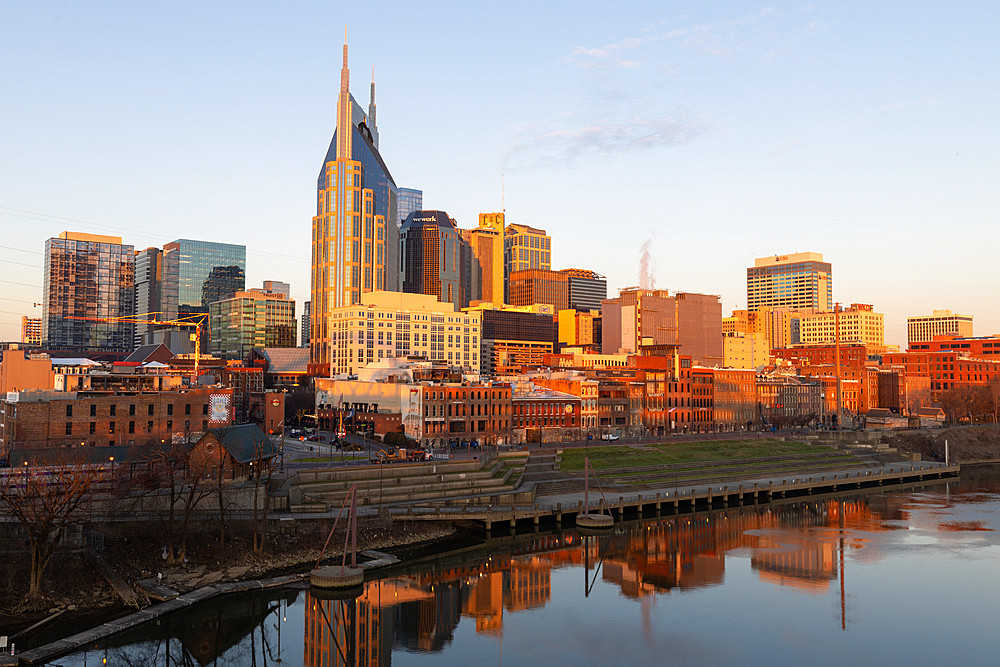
882;426;1000;463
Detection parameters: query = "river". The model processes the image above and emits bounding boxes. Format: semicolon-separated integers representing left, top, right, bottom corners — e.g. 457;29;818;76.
42;464;1000;666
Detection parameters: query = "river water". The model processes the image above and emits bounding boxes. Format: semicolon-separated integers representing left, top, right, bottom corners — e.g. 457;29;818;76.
45;465;1000;666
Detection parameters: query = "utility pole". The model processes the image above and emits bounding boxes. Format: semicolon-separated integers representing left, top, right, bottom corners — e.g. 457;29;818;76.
834;302;842;432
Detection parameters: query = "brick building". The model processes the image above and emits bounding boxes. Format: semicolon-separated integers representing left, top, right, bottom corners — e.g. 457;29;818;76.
512;385;581;443
420;384;512;447
0;387;234;459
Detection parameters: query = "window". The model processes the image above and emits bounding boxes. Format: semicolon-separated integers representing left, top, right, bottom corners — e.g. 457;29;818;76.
202;404;208;415
109;422;116;434
202;420;208;431
128;421;135;434
148;404;154;416
90;422;96;434
90;404;96;417
147;421;153;433
167;420;172;430
65;422;72;435
110;405;116;417
185;404;191;415
66;405;73;417
129;404;136;416
167;404;174;416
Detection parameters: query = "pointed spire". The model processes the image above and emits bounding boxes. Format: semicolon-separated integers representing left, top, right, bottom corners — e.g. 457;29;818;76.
368;65;377;132
336;31;352;160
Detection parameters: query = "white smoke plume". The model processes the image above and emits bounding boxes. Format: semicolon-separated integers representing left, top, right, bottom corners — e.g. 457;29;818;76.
639;238;656;289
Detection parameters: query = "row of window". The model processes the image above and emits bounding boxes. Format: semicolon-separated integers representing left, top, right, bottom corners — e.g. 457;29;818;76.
66;403;200;418
64;419;203;435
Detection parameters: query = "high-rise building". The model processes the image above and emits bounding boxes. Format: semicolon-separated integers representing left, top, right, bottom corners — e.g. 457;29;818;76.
134;247;164;347
310;40;399;375
508;269;569;311
400;210;472;309
301;301;311;348
209;289;296;360
397;188;423;224
503;224;550;301
747;252;832;312
262;280;290;298
42;232;135;352
462;213;505;306
162;239;246;317
907;309;973;345
798;304;884;347
472;307;557;377
560;269;607;311
20;317;41;346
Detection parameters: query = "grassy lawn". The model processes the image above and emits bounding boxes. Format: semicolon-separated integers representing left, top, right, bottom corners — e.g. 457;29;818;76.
558;439;836;471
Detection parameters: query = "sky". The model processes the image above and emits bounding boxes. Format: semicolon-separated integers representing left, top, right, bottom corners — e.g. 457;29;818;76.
2;1;998;348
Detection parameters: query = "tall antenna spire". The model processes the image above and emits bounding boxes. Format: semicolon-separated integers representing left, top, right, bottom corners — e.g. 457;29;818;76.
368;65;377;130
336;30;352;160
502;175;505;214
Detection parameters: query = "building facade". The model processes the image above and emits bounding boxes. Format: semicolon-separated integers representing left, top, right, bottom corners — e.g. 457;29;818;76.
503;224;550;301
325;292;481;377
400;210;470;308
20;317;41;346
310;41;399;375
133;247;164;347
508;269;569;311
560;269;607;312
463;213;505;306
301;301;311;348
476;308;556;378
747;252;832;312
397;187;423;224
163;239;246;317
209;290;296;360
42;232;135;353
797;304;884;347
907;310;974;345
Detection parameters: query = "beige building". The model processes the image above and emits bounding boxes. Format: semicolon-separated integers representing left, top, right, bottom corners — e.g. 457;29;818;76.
326;291;481;377
723;332;769;370
464;213;505;306
798;304;884;347
747;252;832;312
907;309;973;345
557;309;598;348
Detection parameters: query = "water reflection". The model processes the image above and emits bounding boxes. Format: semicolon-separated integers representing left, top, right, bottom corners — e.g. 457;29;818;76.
52;471;1000;666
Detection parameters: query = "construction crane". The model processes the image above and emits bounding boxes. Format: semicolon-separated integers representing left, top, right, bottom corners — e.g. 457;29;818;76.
64;312;209;377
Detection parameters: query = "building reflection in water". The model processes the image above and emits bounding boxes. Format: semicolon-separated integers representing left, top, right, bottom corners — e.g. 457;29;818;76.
298;497;908;664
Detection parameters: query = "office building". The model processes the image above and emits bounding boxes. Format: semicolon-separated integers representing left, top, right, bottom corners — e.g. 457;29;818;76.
474;307;557;377
747;252;832;312
508;269;569;311
209;289;296;360
907;310;974;345
602;288;722;366
560;269;607;312
463;213;505;306
162;239;246;317
397;187;423;224
557;309;601;352
42;232;135;353
20;317;41;346
503;224;550;300
301;301;311;348
722;332;768;370
796;304;884;347
325;291;480;377
262;280;290;298
134;247;164;347
401;210;471;308
310;40;399;375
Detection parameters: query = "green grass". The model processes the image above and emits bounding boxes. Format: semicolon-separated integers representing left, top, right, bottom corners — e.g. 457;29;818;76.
558;439;836;471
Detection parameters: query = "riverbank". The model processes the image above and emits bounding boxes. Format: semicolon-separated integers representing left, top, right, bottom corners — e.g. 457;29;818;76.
882;425;1000;463
1;516;456;643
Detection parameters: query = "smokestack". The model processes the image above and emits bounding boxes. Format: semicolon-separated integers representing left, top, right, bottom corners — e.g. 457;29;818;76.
639;238;656;290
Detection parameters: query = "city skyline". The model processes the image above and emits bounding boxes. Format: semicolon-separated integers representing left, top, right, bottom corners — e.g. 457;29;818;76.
2;2;998;347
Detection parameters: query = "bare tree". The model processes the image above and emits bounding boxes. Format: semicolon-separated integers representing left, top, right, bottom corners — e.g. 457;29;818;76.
250;432;277;555
150;442;212;564
0;459;102;604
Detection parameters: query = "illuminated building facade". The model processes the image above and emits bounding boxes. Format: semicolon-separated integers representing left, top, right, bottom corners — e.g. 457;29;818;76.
907;309;974;345
503;224;550;300
508;269;569;311
20;316;41;346
397;187;423;224
310;41;398;375
747;252;832;312
560;268;607;311
208;289;296;360
42;232;135;353
400;210;470;308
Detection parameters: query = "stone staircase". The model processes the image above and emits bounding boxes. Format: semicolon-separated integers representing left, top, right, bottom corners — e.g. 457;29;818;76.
285;453;533;512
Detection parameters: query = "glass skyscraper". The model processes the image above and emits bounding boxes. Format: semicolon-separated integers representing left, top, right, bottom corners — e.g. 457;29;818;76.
397;188;423;224
163;239;246;316
42;232;135;352
310;40;399;374
747;252;832;312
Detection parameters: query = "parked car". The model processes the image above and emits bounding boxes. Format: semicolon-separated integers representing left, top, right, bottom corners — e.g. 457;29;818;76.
600;433;620;441
306;434;325;441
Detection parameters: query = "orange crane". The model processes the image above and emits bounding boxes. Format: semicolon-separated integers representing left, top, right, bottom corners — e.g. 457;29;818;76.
64;312;208;377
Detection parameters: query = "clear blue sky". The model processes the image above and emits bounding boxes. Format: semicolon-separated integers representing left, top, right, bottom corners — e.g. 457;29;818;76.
2;1;998;347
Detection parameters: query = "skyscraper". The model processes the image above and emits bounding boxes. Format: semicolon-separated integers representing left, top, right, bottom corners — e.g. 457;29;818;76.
301;301;311;348
162;239;246;317
397;188;423;224
560;269;607;312
503;224;551;301
464;213;505;305
42;232;135;352
209;288;296;360
134;247;163;347
310;40;399;375
400;210;471;308
907;309;974;345
746;252;832;312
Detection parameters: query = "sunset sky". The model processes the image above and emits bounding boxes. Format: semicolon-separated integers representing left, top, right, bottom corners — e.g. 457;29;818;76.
2;1;997;346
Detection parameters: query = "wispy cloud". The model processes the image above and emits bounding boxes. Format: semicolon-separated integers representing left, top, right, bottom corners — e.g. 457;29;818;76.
878;98;942;113
503;114;710;170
